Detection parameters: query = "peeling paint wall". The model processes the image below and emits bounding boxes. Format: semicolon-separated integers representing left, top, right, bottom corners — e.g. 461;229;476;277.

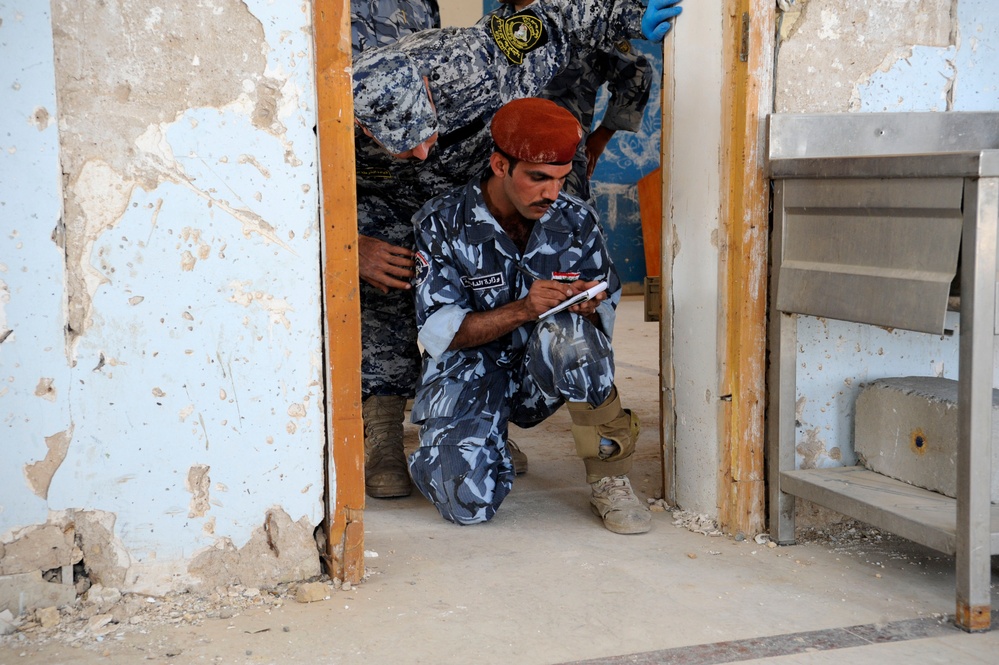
774;0;999;469
2;0;324;597
776;0;955;113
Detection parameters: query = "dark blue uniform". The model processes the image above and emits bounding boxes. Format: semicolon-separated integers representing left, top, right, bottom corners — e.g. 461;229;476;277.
409;176;622;525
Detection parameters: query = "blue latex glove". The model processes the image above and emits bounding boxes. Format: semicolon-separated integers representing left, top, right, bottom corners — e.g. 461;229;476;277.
642;0;683;41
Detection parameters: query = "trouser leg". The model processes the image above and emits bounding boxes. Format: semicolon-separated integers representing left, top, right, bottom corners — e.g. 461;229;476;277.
409;368;515;525
360;282;420;398
357;194;420;399
356;198;420;496
517;312;636;482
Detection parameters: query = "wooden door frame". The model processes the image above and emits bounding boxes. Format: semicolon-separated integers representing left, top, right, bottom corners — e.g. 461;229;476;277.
717;0;775;535
313;0;779;572
313;0;366;584
658;32;677;507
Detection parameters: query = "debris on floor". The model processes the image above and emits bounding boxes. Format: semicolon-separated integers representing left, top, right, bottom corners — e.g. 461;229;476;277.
0;574;347;653
666;506;724;537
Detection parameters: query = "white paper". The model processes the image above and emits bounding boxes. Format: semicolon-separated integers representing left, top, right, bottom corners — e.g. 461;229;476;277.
538;281;609;319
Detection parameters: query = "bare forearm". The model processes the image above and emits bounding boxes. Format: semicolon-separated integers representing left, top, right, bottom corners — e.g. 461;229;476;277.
448;300;534;351
446;278;608;351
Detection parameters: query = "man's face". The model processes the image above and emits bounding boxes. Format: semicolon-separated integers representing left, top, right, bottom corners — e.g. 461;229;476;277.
495;156;572;221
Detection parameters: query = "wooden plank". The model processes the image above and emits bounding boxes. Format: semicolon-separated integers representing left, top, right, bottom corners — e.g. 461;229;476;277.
637;166;663;278
312;0;366;585
717;0;774;535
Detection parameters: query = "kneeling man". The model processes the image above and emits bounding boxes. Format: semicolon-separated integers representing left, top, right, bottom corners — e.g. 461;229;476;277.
408;97;651;535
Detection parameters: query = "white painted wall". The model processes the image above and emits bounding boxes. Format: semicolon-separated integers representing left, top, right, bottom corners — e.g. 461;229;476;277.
774;0;999;470
666;1;724;513
1;0;324;594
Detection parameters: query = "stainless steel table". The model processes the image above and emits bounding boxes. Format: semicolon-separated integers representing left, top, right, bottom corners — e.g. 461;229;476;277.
767;112;999;632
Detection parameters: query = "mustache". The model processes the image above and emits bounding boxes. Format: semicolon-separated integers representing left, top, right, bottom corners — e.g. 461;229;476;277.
530;198;555;207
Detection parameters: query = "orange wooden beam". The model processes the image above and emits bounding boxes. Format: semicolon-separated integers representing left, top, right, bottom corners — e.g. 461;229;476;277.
718;0;775;536
312;0;366;584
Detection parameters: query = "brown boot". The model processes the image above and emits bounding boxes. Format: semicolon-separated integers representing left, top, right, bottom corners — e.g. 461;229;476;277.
363;395;411;498
507;439;528;475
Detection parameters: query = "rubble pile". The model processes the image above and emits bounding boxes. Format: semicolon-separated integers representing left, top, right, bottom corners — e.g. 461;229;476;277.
0;575;341;651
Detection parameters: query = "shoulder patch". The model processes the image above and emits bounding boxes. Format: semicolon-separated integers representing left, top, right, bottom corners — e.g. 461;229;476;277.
356;167;394;180
615;40;632;54
489;11;549;65
413;251;430;287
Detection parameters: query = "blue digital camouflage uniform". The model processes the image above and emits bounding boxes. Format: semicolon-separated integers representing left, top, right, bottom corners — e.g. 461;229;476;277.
351;1;440;398
483;4;653;201
408;177;622;525
352;0;645;397
351;0;440;55
541;41;652;200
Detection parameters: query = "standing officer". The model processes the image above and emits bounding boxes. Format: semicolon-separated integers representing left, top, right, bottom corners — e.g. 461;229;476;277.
350;0;440;500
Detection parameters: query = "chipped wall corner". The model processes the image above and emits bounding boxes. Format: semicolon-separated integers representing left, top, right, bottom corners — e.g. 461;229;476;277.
2;0;327;610
1;508;323;615
188;509;321;591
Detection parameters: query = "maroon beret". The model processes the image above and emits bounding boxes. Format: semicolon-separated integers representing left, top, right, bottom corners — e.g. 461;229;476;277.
490;98;583;165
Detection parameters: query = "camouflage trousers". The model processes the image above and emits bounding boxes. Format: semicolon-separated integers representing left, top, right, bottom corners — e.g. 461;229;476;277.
409;312;616;525
360;282;420;398
358;194;421;399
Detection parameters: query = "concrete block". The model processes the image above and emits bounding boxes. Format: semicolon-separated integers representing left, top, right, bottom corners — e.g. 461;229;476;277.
0;571;77;615
855;376;999;503
0;609;15;635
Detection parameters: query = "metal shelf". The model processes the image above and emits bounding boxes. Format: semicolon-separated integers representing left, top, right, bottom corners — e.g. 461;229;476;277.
780;467;999;555
767;112;999;633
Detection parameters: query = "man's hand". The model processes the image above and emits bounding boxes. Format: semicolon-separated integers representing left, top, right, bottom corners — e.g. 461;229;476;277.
358;234;416;294
585;126;616;180
642;0;683;41
565;279;607;319
448;279;599;351
522;279;582;319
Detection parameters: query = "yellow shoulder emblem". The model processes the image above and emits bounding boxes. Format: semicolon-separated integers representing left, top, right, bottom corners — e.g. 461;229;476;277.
489;13;548;65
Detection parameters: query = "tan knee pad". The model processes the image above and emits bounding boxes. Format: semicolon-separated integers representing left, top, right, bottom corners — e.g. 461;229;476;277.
567;387;640;483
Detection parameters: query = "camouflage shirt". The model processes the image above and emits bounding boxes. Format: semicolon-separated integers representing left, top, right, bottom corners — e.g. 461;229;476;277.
410;176;621;420
540;39;652;198
542;40;652;136
350;0;440;55
353;0;648;213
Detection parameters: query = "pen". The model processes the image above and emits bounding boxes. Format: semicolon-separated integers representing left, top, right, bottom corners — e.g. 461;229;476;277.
514;264;540;281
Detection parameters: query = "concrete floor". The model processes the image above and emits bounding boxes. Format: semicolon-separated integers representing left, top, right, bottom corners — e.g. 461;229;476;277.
3;296;998;664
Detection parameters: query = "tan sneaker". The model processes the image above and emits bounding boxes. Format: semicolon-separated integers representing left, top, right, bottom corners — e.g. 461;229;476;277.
589;475;651;534
507;439;528;475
